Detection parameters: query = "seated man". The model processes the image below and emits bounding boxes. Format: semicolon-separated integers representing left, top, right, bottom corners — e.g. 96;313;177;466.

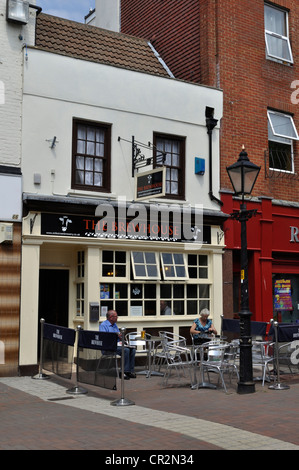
99;310;136;380
160;300;172;315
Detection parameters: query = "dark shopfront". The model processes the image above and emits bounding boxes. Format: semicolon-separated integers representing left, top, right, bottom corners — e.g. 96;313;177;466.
222;193;299;324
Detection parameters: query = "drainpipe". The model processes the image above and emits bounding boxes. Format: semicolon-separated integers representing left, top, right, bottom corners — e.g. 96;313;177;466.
29;4;42;15
206;111;223;206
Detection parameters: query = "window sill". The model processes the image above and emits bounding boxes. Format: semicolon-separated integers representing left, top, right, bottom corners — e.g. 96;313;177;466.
266;56;293;67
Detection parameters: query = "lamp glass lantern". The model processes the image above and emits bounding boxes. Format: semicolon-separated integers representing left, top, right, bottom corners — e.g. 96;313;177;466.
6;0;29;25
226;148;260;197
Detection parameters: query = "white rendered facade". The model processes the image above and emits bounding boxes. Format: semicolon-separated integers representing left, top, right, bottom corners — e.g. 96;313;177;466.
19;31;224;369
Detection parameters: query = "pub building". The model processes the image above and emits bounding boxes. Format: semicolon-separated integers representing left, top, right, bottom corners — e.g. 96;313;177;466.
20;198;226;373
18;13;225;374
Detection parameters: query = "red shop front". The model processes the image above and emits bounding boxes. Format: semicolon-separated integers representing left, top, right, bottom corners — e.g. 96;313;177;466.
221;193;299;324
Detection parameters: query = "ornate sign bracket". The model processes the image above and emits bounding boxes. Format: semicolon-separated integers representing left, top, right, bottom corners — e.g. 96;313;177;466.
118;135;166;177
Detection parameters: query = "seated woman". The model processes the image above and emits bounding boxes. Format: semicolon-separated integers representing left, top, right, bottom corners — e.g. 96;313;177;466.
190;308;217;345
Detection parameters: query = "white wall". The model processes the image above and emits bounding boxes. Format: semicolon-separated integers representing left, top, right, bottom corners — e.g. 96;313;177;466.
22;48;223;210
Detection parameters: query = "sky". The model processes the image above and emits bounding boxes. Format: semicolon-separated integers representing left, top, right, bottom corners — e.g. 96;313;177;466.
36;0;95;23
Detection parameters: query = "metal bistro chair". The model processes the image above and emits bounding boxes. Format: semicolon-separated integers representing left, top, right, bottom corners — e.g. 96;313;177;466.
252;340;275;386
223;342;240;383
125;331;150;353
152;331;188;372
200;341;230;392
162;338;194;386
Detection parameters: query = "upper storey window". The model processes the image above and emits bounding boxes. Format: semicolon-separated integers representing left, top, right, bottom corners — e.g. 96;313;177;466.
153;133;185;200
264;4;293;64
268;110;298;172
72;119;111;192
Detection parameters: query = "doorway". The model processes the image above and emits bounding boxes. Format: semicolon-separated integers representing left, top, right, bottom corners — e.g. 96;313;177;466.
38;269;69;327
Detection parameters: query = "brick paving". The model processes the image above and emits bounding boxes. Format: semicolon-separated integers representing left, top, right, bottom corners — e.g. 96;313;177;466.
1;368;299;451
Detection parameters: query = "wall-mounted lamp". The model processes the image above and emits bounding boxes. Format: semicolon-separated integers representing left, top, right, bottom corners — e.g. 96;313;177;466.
6;0;30;25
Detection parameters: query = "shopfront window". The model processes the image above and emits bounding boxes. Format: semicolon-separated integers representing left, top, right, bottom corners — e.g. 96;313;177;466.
160;252;188;280
131;251;160;279
273;274;299;322
99;249;210;317
101;250;127;278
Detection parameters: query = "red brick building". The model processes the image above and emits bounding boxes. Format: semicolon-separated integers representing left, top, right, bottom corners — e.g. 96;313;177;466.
95;0;299;323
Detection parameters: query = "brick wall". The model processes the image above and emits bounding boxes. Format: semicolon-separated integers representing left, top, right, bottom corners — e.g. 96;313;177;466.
120;0;299;202
121;0;201;82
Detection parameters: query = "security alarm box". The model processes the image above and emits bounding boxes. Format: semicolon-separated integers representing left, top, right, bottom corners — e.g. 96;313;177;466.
0;223;13;244
195;157;205;175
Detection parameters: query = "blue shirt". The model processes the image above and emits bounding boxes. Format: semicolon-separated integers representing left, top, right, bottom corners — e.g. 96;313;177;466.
193;318;212;338
99;319;120;334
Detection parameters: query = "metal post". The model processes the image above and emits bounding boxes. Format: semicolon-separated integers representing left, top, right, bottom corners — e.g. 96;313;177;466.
111;328;135;406
269;321;290;391
32;318;50;380
237;202;255;394
66;326;88;395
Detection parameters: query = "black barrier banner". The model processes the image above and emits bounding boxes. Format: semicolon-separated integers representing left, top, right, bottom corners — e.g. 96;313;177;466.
77;330;118;390
43;323;76;346
78;330;117;351
42;323;76;379
269;323;299;342
222;319;267;337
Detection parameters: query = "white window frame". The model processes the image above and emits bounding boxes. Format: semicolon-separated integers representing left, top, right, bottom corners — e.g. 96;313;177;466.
160;252;189;280
131;251;160;280
267;110;298;173
264;4;293;64
267;110;299;141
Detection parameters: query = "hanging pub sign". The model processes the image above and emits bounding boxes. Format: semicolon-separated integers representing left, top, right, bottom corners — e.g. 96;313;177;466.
274;279;293;311
135;168;165;201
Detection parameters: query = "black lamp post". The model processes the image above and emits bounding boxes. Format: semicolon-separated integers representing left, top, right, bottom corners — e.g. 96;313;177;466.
226;147;260;394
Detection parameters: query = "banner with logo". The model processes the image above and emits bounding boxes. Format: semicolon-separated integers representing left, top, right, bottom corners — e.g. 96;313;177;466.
77;330;118;390
42;323;76;379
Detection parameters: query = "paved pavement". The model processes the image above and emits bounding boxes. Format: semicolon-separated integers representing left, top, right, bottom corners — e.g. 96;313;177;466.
1;367;299;453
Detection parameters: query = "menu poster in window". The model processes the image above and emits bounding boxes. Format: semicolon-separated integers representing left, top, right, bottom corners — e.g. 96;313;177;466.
130;306;143;316
274;279;292;310
100;284;110;299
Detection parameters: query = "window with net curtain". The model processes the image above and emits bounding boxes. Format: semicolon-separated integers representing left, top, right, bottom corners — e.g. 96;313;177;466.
264;3;293;63
153;133;185;199
72;119;111;192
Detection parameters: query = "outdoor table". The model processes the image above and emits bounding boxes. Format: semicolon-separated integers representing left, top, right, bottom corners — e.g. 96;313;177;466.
136;335;164;378
191;343;217;390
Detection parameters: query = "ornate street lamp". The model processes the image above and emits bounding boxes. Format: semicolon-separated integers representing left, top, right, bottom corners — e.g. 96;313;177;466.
226;147;260;394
